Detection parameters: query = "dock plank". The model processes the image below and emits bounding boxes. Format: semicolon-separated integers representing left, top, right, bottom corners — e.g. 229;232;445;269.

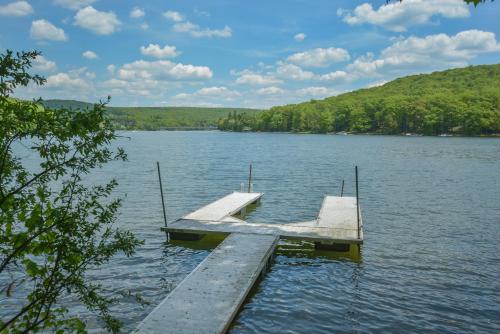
135;233;279;334
163;218;362;244
183;192;263;221
317;196;362;231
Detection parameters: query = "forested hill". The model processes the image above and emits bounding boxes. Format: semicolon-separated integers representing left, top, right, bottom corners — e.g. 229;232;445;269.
41;100;260;130
218;64;500;136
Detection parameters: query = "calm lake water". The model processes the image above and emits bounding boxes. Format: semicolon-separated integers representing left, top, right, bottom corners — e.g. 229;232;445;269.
3;131;500;333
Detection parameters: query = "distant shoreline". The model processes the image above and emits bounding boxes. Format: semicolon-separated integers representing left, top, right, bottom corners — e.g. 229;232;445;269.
118;128;500;137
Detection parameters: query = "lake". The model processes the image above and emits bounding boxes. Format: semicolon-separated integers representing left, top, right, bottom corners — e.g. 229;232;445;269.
3;131;500;333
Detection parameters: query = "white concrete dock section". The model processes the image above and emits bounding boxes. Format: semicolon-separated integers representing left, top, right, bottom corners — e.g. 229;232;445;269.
183;191;263;221
164;218;362;243
135;233;279;334
166;195;363;243
317;196;362;237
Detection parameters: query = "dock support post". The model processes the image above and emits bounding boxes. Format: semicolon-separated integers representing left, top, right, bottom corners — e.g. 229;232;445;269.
248;163;252;193
355;166;360;239
157;161;168;233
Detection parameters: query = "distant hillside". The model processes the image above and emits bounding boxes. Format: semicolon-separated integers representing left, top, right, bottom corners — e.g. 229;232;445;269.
218;64;500;136
41;100;261;130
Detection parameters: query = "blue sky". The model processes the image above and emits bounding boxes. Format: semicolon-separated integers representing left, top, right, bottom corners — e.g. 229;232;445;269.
1;0;499;108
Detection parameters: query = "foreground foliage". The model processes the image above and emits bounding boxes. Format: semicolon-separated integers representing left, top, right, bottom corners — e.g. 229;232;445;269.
218;64;500;136
0;50;142;332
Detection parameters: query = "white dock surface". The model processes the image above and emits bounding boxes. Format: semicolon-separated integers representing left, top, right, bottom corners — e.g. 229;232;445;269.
135;233;279;334
164;218;362;243
317;196;361;231
166;195;363;243
183;192;263;221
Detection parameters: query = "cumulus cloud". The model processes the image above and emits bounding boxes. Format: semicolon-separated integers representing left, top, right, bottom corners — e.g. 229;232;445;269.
140;44;180;59
0;1;33;16
256;86;285;95
74;6;121;35
287;47;350;67
106;64;116;74
33;55;57;72
319;70;350;82
275;63;315;80
163;10;184;22
163;10;232;38
338;0;469;32
30;20;68;41
82;50;98;59
53;0;96;10
295;86;339;98
174;86;240;102
348;30;500;76
235;72;283;86
130;7;144;19
117;60;212;81
294;33;306;42
196;86;240;97
173;21;232;38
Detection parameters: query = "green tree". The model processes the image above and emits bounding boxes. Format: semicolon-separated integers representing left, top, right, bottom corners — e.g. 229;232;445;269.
0;50;142;333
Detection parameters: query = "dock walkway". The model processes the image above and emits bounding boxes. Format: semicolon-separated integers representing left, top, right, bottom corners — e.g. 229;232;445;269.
138;190;363;333
135;233;278;334
183;192;263;221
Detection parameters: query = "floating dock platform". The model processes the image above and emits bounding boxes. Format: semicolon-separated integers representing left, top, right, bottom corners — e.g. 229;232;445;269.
137;191;363;333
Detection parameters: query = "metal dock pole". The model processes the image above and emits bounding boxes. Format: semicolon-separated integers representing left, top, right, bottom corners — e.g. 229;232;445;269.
355;166;360;239
157;162;168;231
248;163;252;193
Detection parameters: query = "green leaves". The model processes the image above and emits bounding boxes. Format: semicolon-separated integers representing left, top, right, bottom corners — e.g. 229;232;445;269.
219;64;500;136
1;50;142;333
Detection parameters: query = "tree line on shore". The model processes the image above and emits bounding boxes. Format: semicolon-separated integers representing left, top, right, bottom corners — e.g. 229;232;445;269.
218;64;500;136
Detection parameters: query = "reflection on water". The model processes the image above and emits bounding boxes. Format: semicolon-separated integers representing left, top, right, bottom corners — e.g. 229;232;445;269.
2;131;500;333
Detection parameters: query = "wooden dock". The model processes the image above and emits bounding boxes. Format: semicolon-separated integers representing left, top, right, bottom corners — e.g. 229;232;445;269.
138;191;363;333
135;233;278;334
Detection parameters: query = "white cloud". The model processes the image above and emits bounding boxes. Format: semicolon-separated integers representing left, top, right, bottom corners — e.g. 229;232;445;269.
30;20;68;41
82;50;98;59
174;86;240;101
256;86;285;95
163;10;232;38
74;6;121;35
117;60;212;81
100;59;213;99
45;72;91;90
0;1;33;16
296;86;338;98
294;33;306;42
53;0;96;10
339;0;469;32
235;72;283;86
140;44;180;59
173;21;232;38
275;63;315;80
194;8;210;18
140;23;149;30
197;86;240;98
367;80;389;88
319;70;350;82
130;7;144;19
287;47;350;67
347;30;500;76
172;86;241;107
32;55;57;72
163;10;184;22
